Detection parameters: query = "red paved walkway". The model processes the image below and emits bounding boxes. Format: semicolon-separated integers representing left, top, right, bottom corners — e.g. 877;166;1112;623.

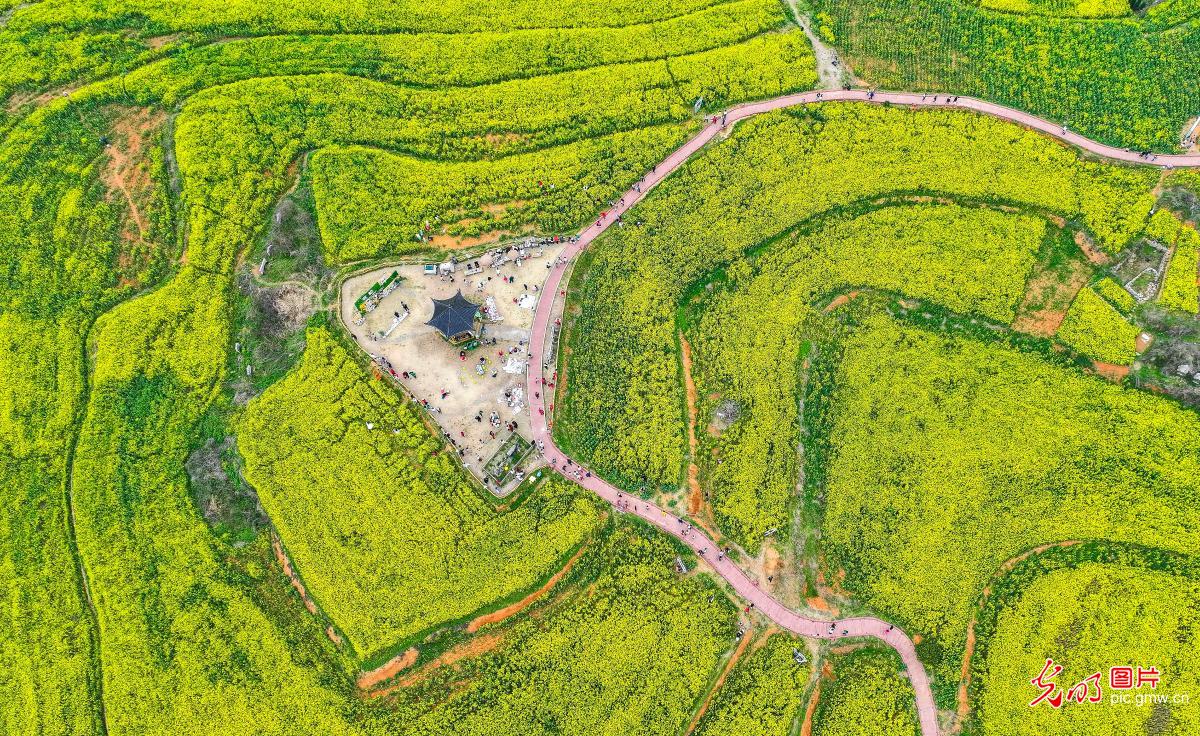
523;91;1200;736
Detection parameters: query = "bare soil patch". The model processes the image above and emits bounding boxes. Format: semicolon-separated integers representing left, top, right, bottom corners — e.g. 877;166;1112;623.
146;33;182;50
481;200;528;216
806;596;833;613
102;106;166;247
1075;230;1112;265
428;227;532;250
823;290;860;314
371;633;504;697
5;84;77;113
1012;257;1090;337
272;535;318;616
481;131;530;148
799;679;822;736
1089;361;1131;382
357;648;418;691
762;543;786;588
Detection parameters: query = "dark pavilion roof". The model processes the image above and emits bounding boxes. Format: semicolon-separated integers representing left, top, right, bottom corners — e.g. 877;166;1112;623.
426;291;479;339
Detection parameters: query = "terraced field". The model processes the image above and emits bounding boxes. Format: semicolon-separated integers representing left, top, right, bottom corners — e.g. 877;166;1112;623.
3;1;1200;735
0;2;817;733
808;0;1200;151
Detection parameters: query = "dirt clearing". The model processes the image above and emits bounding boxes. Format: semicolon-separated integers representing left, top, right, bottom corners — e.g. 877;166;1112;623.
1012;261;1090;337
102;106;166;246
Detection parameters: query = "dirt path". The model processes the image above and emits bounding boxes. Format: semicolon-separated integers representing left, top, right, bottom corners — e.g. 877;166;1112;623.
783;0;854;90
1090;361;1132;381
799;678;822;736
271;535;319;616
367;633;504;698
102;107;165;246
357;648;418;691
684;628;758;734
679;332;706;516
465;544;587;633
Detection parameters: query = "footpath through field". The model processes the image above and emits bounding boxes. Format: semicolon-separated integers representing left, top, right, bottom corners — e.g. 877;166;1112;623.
524;90;1200;736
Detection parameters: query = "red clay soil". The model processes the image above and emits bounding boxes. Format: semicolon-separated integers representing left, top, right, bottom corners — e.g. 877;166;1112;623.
799;679;822;736
357;648;418;691
684;629;758;735
1011;258;1091;338
368;633;504;698
102;107;166;247
823;291;860;313
1090;361;1131;382
951;541;1080;732
1075;231;1112;266
428;228;531;250
271;535;318;616
806;596;834;614
762;544;786;589
465;544;587;633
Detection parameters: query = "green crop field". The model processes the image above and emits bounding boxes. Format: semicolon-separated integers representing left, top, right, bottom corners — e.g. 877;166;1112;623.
1159;228;1200;313
692;633;811;736
3;0;1198;734
1056;285;1140;363
0;0;818;732
559;103;1155;543
356;524;742;735
685;203;1046;546
818;313;1200;688
239;327;603;659
808;0;1200;151
975;558;1200;735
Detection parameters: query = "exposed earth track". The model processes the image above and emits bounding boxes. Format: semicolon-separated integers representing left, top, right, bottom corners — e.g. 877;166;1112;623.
520;90;1200;736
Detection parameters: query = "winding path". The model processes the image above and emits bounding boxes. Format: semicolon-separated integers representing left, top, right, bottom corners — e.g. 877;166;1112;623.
523;90;1200;736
